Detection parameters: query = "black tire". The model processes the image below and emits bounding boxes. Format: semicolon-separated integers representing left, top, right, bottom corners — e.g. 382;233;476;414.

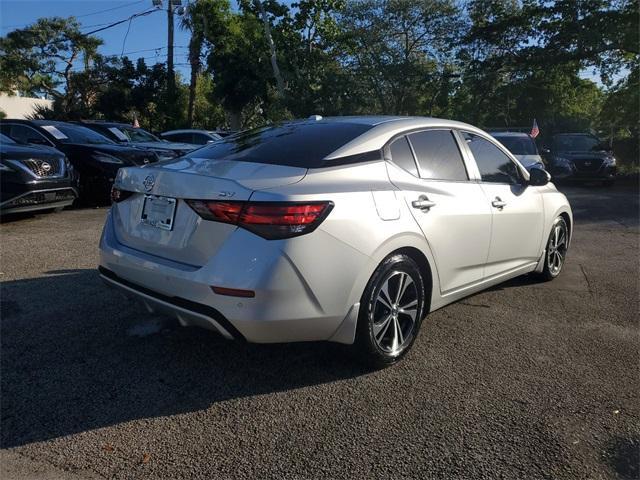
355;253;426;368
536;216;569;282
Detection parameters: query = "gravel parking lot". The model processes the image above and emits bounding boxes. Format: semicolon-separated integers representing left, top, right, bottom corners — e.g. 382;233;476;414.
1;184;638;480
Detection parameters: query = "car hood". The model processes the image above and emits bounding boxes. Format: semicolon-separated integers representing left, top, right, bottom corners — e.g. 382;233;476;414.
61;143;158;165
125;141;197;152
0;142;64;160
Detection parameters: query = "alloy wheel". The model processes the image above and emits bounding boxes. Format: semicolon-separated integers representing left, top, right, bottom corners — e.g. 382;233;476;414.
371;271;419;355
547;220;568;276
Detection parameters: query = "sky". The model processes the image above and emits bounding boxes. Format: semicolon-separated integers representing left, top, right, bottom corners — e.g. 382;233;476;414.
0;0;197;79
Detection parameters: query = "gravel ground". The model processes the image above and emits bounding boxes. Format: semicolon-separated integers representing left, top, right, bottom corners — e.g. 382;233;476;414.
1;184;638;480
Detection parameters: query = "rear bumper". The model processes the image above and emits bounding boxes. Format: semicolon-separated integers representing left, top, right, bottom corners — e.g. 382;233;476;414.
98;210;362;344
99;266;241;340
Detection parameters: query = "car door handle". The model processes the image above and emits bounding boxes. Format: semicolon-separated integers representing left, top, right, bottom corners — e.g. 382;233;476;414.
412;196;437;210
491;197;507;209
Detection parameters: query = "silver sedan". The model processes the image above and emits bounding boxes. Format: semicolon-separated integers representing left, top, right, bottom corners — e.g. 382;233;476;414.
99;116;572;367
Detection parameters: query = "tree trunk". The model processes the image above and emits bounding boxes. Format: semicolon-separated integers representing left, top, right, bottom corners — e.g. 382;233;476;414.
187;34;202;128
228;110;242;130
254;0;285;98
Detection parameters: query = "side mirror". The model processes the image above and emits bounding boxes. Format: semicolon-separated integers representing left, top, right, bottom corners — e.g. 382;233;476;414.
528;167;551;186
541;146;551;154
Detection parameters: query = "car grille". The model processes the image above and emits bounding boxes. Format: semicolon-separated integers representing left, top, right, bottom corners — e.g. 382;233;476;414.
19;158;63;177
572;159;604;173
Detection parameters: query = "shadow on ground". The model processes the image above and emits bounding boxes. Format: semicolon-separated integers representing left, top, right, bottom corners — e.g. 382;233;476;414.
0;269;369;448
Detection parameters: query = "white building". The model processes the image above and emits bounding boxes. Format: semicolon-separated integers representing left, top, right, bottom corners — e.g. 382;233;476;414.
0;92;53;119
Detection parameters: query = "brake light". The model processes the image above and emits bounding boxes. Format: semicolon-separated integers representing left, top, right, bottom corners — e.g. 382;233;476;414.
185;200;333;239
110;186;134;203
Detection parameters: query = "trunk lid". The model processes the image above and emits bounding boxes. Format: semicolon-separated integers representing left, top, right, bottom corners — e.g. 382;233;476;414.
111;158;306;266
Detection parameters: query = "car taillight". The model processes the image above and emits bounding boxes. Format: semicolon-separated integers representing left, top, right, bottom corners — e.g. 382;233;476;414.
110;186;134;203
185;200;333;240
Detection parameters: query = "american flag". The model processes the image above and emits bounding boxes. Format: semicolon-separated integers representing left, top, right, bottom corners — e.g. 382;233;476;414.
530;118;540;138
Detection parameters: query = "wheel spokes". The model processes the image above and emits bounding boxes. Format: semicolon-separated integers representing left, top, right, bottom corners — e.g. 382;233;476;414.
373;314;392;342
377;280;393;310
395;273;413;304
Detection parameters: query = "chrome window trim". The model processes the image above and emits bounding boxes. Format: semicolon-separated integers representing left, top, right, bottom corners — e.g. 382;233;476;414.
384;127;473;183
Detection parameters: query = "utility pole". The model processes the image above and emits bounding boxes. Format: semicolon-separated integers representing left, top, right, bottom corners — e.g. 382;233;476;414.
166;0;175;105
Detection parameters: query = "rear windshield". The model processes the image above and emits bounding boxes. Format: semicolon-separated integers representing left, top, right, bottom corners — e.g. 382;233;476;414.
493;135;538;155
183;121;374;168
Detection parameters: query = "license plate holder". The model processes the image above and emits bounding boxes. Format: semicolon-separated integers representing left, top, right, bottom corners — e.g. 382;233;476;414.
141;195;177;231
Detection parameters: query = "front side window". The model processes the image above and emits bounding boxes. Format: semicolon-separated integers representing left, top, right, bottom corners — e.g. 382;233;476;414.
463;132;521;184
388;136;418;176
167;133;194;143
408;130;468;181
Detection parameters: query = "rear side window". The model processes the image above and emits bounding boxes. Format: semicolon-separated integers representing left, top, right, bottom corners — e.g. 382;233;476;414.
388;136;418;176
184;121;374;168
164;133;192;143
493;135;538;155
463;132;521;184
408;130;468;181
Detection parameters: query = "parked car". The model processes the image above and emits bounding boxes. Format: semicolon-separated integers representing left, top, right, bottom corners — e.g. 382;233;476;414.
1;133;77;215
544;133;617;185
160;129;223;145
77;121;198;160
491;132;545;171
0;120;158;203
99;116;572;367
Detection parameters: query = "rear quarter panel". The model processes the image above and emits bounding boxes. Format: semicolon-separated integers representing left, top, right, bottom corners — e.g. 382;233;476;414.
250;161;441;317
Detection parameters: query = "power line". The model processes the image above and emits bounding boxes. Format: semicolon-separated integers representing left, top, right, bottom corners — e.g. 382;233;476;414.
0;0;146;30
82;8;159;36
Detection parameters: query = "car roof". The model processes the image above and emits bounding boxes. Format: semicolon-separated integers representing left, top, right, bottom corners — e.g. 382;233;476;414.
552;133;595;137
315;116;487;159
491;132;533;138
79;121;134;128
162;129;217;135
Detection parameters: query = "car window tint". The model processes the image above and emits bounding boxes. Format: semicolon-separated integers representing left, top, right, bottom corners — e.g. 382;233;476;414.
169;133;194;143
184;121;374;168
389;136;418;176
492;135;538;155
463;132;521;184
192;133;211;144
408;130;468;181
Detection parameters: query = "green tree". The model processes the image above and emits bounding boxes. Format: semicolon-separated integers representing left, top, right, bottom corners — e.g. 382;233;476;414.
0;17;102;112
336;0;463;115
